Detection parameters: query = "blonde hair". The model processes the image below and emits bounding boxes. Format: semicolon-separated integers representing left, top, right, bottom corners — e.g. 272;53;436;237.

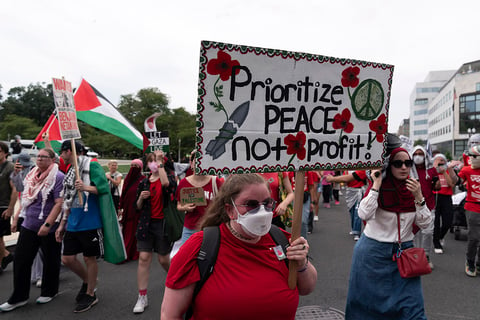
200;173;268;228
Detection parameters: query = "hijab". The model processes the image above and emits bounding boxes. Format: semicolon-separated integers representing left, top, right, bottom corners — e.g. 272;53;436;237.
377;147;416;213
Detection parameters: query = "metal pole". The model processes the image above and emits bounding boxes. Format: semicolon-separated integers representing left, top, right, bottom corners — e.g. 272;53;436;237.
178;138;181;162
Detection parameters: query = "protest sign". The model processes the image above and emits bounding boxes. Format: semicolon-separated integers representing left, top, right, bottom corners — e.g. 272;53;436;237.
196;41;394;174
52;77;81;140
145;131;170;153
179;187;207;206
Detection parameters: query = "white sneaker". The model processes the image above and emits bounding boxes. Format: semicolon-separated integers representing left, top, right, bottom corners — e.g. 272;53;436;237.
36;295;56;304
0;300;28;312
434;248;443;254
313;216;319;221
353;235;360;241
133;295;148;314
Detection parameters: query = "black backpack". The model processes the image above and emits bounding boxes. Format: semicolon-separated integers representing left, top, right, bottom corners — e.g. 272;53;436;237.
184;224;290;319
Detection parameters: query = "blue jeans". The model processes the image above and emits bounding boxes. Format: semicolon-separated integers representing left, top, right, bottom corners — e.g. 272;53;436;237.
180;226;197;246
301;196;311;238
349;201;362;235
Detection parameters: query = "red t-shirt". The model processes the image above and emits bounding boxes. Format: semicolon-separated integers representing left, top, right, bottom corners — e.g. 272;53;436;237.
150;179;164;219
435;173;454;196
458;166;480;213
166;223;299;320
175;177;224;229
347;170;367;188
288;171;318;192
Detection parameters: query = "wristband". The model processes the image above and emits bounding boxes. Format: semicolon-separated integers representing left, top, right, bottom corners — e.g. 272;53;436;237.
414;198;426;206
44;222;51;228
371;188;379;193
297;259;309;273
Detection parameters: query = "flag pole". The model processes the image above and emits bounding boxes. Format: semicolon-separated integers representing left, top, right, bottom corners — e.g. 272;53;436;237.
288;170;305;289
70;138;84;205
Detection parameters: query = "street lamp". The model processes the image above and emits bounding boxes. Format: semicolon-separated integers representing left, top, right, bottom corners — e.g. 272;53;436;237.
468;127;476;138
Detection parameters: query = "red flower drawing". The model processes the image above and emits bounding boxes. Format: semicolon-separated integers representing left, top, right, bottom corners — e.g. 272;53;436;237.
369;113;387;142
341;66;360;88
206;51;240;81
284;131;307;161
332;109;354;133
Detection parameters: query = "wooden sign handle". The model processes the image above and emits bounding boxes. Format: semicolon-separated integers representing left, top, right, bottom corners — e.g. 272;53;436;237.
70;139;84;206
288;171;305;289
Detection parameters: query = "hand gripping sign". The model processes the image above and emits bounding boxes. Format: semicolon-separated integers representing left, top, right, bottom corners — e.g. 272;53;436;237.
195;41;394;288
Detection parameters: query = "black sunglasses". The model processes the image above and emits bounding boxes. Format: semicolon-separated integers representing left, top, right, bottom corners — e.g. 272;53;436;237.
390;159;414;168
231;198;276;213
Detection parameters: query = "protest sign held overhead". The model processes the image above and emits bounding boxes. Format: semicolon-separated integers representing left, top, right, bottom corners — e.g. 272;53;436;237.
144;131;170;153
52;78;81;140
196;41;394;174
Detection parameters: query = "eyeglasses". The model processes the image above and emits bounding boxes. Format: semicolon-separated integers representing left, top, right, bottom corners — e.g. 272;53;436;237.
37;155;53;159
231;198;276;213
390;159;414;168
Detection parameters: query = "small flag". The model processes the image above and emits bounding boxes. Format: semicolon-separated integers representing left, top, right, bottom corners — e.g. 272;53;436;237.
34;114;63;153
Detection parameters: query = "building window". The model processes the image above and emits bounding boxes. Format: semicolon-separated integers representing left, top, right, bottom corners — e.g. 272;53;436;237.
459;93;480;133
414;130;428;135
414;119;428;125
414;109;428;115
414;98;428;105
477;83;480;92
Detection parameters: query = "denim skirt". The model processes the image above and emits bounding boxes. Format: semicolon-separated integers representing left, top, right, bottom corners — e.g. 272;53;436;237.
345;235;427;320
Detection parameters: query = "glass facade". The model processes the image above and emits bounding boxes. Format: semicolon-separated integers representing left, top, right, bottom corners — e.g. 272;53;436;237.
459;93;480;133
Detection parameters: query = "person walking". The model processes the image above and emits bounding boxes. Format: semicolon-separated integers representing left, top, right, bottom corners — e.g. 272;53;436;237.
106;160;122;214
458;145;480;276
118;159;145;261
326;170;368;241
411;146;440;269
55;140;107;313
0;148;64;312
161;173;317;319
133;151;175;314
432;153;458;254
345;147;432;319
0;142;16;275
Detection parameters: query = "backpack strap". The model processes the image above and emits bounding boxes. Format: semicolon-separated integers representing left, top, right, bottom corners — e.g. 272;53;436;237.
269;224;290;268
185;226;220;319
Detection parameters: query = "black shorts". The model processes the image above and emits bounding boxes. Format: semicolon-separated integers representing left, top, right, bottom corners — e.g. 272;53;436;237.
0;216;11;237
137;219;173;256
62;229;104;257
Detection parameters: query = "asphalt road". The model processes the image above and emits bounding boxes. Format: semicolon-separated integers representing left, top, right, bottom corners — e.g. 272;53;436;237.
1;195;478;319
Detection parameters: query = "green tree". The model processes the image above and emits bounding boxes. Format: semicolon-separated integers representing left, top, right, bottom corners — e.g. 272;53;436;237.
0;82;54;126
0;114;42;141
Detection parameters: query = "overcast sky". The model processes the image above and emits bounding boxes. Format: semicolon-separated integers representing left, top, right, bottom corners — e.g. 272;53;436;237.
1;0;478;133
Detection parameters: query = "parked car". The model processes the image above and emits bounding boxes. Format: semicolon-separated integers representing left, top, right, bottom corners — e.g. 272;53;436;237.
84;147;99;158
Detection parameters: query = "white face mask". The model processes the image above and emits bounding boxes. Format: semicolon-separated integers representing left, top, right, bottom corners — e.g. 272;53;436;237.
413;155;424;165
471;157;480;169
233;204;273;237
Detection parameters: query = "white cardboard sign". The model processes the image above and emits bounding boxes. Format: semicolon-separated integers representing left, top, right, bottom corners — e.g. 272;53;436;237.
196;41;394;174
52;78;81;140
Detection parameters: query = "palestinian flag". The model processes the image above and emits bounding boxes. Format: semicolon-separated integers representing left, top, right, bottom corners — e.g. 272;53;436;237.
34;113;63;154
73;79;143;149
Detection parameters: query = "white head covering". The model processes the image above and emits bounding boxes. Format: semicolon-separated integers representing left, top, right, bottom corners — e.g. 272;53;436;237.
410;145;431;180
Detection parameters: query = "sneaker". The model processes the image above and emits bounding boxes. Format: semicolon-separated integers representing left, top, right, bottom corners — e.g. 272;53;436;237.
0;300;28;312
440;239;445;247
353;235;360;241
349;231;355;235
36;294;57;304
335;201;340;205
434;248;443;254
324;203;330;208
1;254;13;270
36;279;42;288
427;256;434;270
465;262;477;277
313;216;319;221
76;283;88;302
74;294;98;313
133;295;148;314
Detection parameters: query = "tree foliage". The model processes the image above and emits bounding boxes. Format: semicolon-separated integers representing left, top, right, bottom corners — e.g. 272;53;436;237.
0;83;196;159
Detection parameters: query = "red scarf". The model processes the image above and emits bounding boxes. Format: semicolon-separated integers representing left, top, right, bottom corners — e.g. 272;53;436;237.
378;148;415;213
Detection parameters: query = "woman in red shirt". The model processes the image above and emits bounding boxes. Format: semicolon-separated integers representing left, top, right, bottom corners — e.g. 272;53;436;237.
162;173;317;320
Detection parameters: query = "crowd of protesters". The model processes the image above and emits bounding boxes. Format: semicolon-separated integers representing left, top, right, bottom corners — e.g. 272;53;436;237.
0;131;479;319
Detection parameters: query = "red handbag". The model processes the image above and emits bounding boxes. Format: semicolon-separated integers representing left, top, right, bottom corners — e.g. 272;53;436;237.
392;214;432;278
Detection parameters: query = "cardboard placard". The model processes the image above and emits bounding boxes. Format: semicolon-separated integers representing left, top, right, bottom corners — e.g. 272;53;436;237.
52;78;81;140
195;41;394;174
179;187;206;206
145;131;170;153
